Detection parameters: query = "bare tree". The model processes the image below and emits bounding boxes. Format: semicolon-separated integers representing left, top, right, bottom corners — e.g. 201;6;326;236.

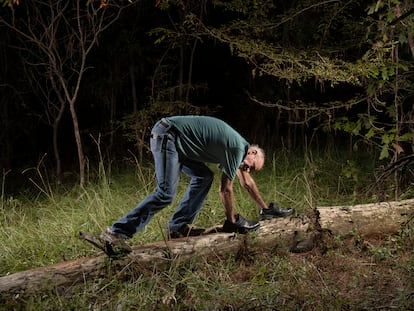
0;0;128;186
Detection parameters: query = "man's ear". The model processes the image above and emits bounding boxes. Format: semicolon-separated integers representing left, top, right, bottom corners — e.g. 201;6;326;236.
247;149;257;155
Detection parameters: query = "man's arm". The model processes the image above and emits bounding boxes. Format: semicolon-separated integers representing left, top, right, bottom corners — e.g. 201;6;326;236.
236;168;268;210
219;173;237;223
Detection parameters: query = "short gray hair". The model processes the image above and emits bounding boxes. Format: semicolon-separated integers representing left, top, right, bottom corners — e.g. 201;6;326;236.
250;144;265;160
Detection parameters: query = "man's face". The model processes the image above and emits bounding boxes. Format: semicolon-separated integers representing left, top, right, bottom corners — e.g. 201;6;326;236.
243;148;264;172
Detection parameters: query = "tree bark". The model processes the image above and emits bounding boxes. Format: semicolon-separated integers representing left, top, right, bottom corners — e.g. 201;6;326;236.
317;198;413;236
52;101;66;183
69;99;85;186
0;199;413;299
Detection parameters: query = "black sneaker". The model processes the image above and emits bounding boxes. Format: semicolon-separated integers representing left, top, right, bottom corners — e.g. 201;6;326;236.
168;225;206;239
260;203;294;220
100;227;132;257
222;214;260;234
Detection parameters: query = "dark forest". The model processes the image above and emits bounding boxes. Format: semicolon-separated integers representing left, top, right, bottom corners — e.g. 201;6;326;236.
1;0;413;191
1;2;414;309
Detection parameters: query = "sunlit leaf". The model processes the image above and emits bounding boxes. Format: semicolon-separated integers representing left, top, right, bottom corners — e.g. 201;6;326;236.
380;145;389;160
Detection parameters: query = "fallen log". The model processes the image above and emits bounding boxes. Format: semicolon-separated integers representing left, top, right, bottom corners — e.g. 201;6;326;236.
317;198;414;236
1;217;311;299
0;199;413;299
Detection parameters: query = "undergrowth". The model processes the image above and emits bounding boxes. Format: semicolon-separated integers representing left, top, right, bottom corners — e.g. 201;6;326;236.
1;149;413;310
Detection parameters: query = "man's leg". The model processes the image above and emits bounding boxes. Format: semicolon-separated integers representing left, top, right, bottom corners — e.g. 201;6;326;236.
110;129;181;238
167;161;213;232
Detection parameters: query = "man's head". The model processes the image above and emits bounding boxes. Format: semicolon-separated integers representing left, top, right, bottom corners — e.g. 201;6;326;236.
241;144;265;172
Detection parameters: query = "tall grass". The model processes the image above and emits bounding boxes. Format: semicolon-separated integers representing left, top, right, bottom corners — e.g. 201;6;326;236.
0;148;375;275
3;148;413;310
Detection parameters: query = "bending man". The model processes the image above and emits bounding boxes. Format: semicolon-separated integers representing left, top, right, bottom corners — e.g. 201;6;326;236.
100;115;293;254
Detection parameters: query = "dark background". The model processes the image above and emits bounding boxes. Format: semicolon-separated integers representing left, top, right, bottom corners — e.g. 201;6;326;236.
0;0;412;191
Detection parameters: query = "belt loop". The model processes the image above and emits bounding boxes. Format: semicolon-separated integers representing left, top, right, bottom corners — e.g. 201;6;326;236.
154;119;176;141
159;120;169;128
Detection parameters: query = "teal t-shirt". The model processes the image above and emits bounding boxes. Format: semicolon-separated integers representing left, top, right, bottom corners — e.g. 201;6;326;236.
164;116;250;180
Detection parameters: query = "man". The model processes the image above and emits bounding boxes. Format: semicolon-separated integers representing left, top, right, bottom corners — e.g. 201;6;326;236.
100;115;293;255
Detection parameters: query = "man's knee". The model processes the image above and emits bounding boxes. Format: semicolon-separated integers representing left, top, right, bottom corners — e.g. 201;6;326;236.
154;188;175;205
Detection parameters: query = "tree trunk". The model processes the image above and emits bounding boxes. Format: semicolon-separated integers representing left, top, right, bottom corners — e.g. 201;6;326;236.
0;199;413;298
69;100;85;187
52;101;66;184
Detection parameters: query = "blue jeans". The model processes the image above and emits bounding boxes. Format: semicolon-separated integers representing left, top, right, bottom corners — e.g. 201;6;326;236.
110;120;214;238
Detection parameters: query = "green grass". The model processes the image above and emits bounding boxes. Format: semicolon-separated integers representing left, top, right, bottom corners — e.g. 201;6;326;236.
0;149;380;273
1;149;413;310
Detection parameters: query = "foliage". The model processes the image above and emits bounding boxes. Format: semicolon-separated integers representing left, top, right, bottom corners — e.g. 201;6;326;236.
0;0;19;7
141;0;414;181
193;0;368;84
152;0;414;194
195;0;414;161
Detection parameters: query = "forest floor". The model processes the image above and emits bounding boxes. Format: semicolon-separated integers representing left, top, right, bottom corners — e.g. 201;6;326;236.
2;224;413;311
